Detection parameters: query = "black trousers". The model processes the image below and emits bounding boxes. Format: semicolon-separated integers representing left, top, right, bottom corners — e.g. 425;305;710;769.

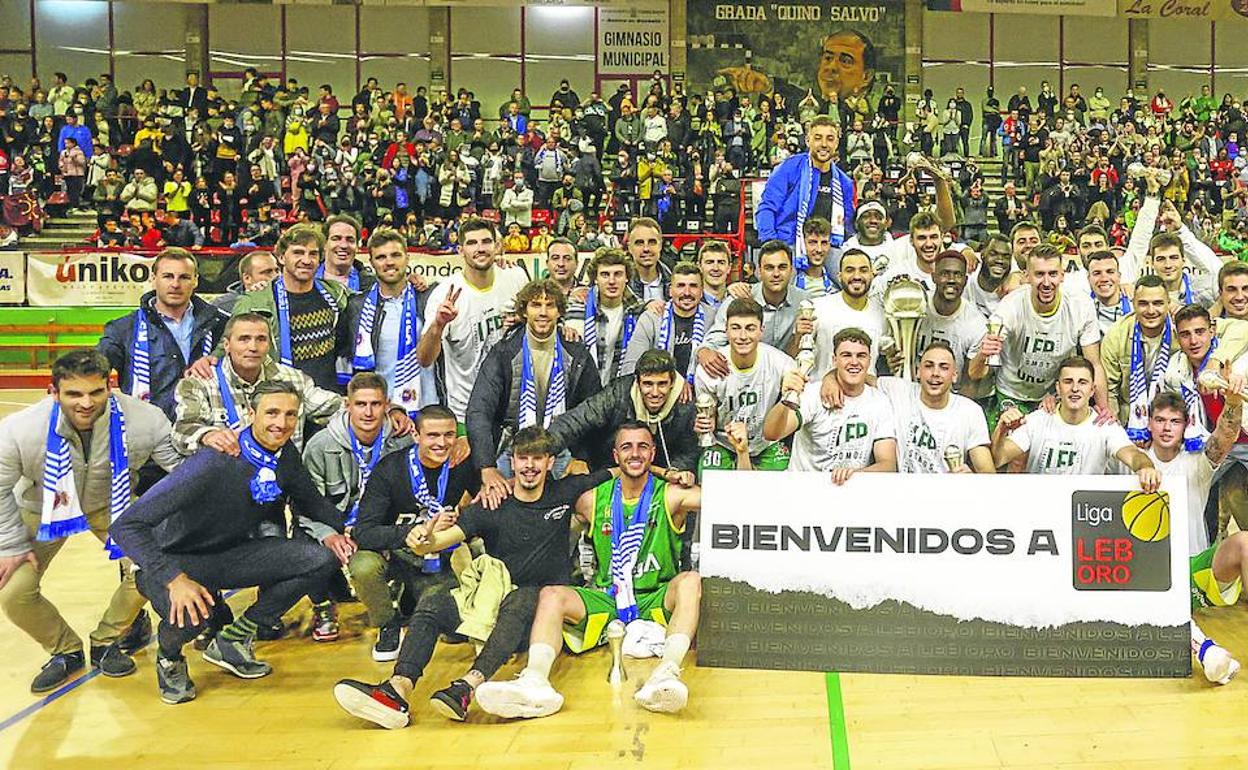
136;537;338;659
393;585;539;683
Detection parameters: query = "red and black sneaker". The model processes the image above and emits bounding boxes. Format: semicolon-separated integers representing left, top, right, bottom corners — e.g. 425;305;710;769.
429;679;473;722
333;678;410;729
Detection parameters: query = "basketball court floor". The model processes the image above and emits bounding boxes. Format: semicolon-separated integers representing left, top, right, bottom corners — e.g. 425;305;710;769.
0;387;1245;770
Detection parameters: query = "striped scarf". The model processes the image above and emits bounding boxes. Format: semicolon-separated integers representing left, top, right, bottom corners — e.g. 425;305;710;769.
239;427;283;504
1125;319;1171;442
1181;338;1218;451
794;154;846;270
353;284;423;414
609;475;656;624
129;307;213;401
656;302;706;384
39;397;130;561
518;333;566;429
583;287;637;373
317;263;360;292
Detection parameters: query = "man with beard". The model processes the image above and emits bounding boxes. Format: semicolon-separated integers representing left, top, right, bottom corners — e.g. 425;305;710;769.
764;328;897;482
621;264;711;388
1008;221;1042;273
793;217;837;298
965;234;1015;318
1100;276;1174;433
1143;391;1245;685
1086;251;1133;333
991;357;1159;487
333;425;612;727
983;245;1107;429
875;212;973;297
694;298;795;471
755;117;856;274
475;423;702;718
914;252;990;395
541;238;579;296
699;242;810;380
1059;224;1112;298
810;249;885;378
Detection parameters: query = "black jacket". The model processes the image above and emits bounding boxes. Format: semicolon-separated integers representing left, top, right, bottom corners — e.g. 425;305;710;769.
548;376;699;473
97;292;229;420
344;283;431;368
466;327;601;470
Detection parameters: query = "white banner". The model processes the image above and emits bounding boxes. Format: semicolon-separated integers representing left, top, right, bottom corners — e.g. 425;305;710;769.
597;6;670;76
26;251;156;307
0;251;25;304
699;471;1189;629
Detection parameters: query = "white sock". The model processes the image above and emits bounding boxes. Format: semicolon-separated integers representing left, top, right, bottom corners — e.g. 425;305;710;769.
1192;620;1210;657
524;643;557;683
661;633;691;670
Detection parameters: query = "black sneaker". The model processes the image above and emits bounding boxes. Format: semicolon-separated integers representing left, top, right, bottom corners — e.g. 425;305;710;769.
31;651;85;694
156;656;197;705
333;678;411;729
429;679;473;722
90;642;137;677
203;637;272;679
372;617;402;662
117;610;153;654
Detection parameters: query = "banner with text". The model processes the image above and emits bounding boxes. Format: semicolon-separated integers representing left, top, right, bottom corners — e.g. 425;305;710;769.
927;0;1115;15
0;252;25;304
687;0;905;111
597;5;670;76
698;472;1190;677
1116;0;1248;20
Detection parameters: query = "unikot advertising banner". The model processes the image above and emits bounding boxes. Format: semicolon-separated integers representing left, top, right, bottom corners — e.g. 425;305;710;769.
27;251;157;307
697;472;1191;677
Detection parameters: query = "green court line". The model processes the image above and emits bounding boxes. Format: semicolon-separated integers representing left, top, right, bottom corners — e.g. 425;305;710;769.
825;672;851;769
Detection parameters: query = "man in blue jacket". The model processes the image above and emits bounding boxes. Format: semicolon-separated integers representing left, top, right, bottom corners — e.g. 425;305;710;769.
56;111;94;161
98;248;229;423
755;115;855;275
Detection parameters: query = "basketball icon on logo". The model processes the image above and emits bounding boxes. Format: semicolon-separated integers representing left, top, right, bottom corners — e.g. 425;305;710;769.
1121;491;1170;542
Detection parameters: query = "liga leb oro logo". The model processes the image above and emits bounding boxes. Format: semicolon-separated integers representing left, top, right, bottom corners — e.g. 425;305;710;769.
1070;490;1171;591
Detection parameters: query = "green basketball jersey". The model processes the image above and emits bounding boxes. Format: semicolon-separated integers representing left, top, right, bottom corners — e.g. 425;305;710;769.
587;476;682;594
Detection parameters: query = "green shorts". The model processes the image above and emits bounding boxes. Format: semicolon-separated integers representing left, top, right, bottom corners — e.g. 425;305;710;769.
562;584;671;653
985;392;1041;434
698;441;790;473
1191;544;1242;611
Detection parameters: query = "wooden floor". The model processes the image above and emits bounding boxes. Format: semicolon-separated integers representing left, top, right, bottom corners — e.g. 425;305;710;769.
1;387;1246;769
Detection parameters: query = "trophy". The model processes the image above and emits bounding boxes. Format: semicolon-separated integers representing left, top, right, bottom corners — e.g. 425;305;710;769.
781;301;817;409
882;276;928;381
606;619;627;685
943;445;964;472
695;392;718;449
986;315;1004;368
1198;368;1248;432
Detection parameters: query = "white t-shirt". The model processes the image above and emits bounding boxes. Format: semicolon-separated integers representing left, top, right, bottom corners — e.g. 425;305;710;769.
790;381;896;471
965;270;1009;318
840;233;901;274
1008;409;1132;475
694;343;794;455
423;266;528;420
810;291;886;378
994;286;1102;402
914;299;988;379
1148;447;1216;555
877;377;990;473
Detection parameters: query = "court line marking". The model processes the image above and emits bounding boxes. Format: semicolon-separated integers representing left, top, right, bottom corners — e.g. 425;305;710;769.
0;590;241;735
825;672;851;769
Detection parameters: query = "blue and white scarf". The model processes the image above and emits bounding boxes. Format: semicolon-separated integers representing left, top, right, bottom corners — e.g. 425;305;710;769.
408;448;451;567
352;284;423;414
1179;273;1194;305
215;360;244;430
239;427;283;504
39;397;130;562
608;475;657;624
519;333;566;429
130;308;214;402
794;154;847;271
317;263;360;292
795;269;835;296
655;302;706;384
1181;338;1218;451
1090;290;1131;317
274;277;338;367
583;287;637;373
1125;319;1171;442
346;428;382;526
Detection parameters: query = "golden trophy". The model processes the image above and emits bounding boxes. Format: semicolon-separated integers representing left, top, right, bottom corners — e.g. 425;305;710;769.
882;276;928;381
695;392;718;449
781;300;817;409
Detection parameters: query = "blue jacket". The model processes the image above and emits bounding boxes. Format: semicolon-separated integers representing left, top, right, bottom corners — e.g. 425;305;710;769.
57;124;94;160
754;153;856;246
98;293;230;420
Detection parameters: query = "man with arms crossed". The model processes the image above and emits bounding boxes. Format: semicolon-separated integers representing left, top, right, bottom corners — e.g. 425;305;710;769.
475;422;702;717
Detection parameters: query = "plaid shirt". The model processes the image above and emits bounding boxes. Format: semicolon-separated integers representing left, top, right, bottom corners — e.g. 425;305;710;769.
172;358;343;456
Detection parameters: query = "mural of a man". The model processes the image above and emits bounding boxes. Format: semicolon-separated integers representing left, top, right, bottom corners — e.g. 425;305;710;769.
716;28;879;111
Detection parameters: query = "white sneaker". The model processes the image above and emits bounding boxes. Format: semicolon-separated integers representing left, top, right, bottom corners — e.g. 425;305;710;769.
1199;643;1241;685
634;661;688;713
475;671;564;719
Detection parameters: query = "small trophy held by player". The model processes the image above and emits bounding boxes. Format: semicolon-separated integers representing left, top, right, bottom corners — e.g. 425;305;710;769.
986;315;1004;368
882;276;927;381
943;445;964;472
781;301;817;409
695;392;718;449
606;619;627;685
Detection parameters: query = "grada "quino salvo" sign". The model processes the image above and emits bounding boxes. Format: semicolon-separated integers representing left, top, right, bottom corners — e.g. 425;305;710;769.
696;472;1190;677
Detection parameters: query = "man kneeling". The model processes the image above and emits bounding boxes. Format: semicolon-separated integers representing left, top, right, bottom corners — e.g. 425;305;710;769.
476;421;702;718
